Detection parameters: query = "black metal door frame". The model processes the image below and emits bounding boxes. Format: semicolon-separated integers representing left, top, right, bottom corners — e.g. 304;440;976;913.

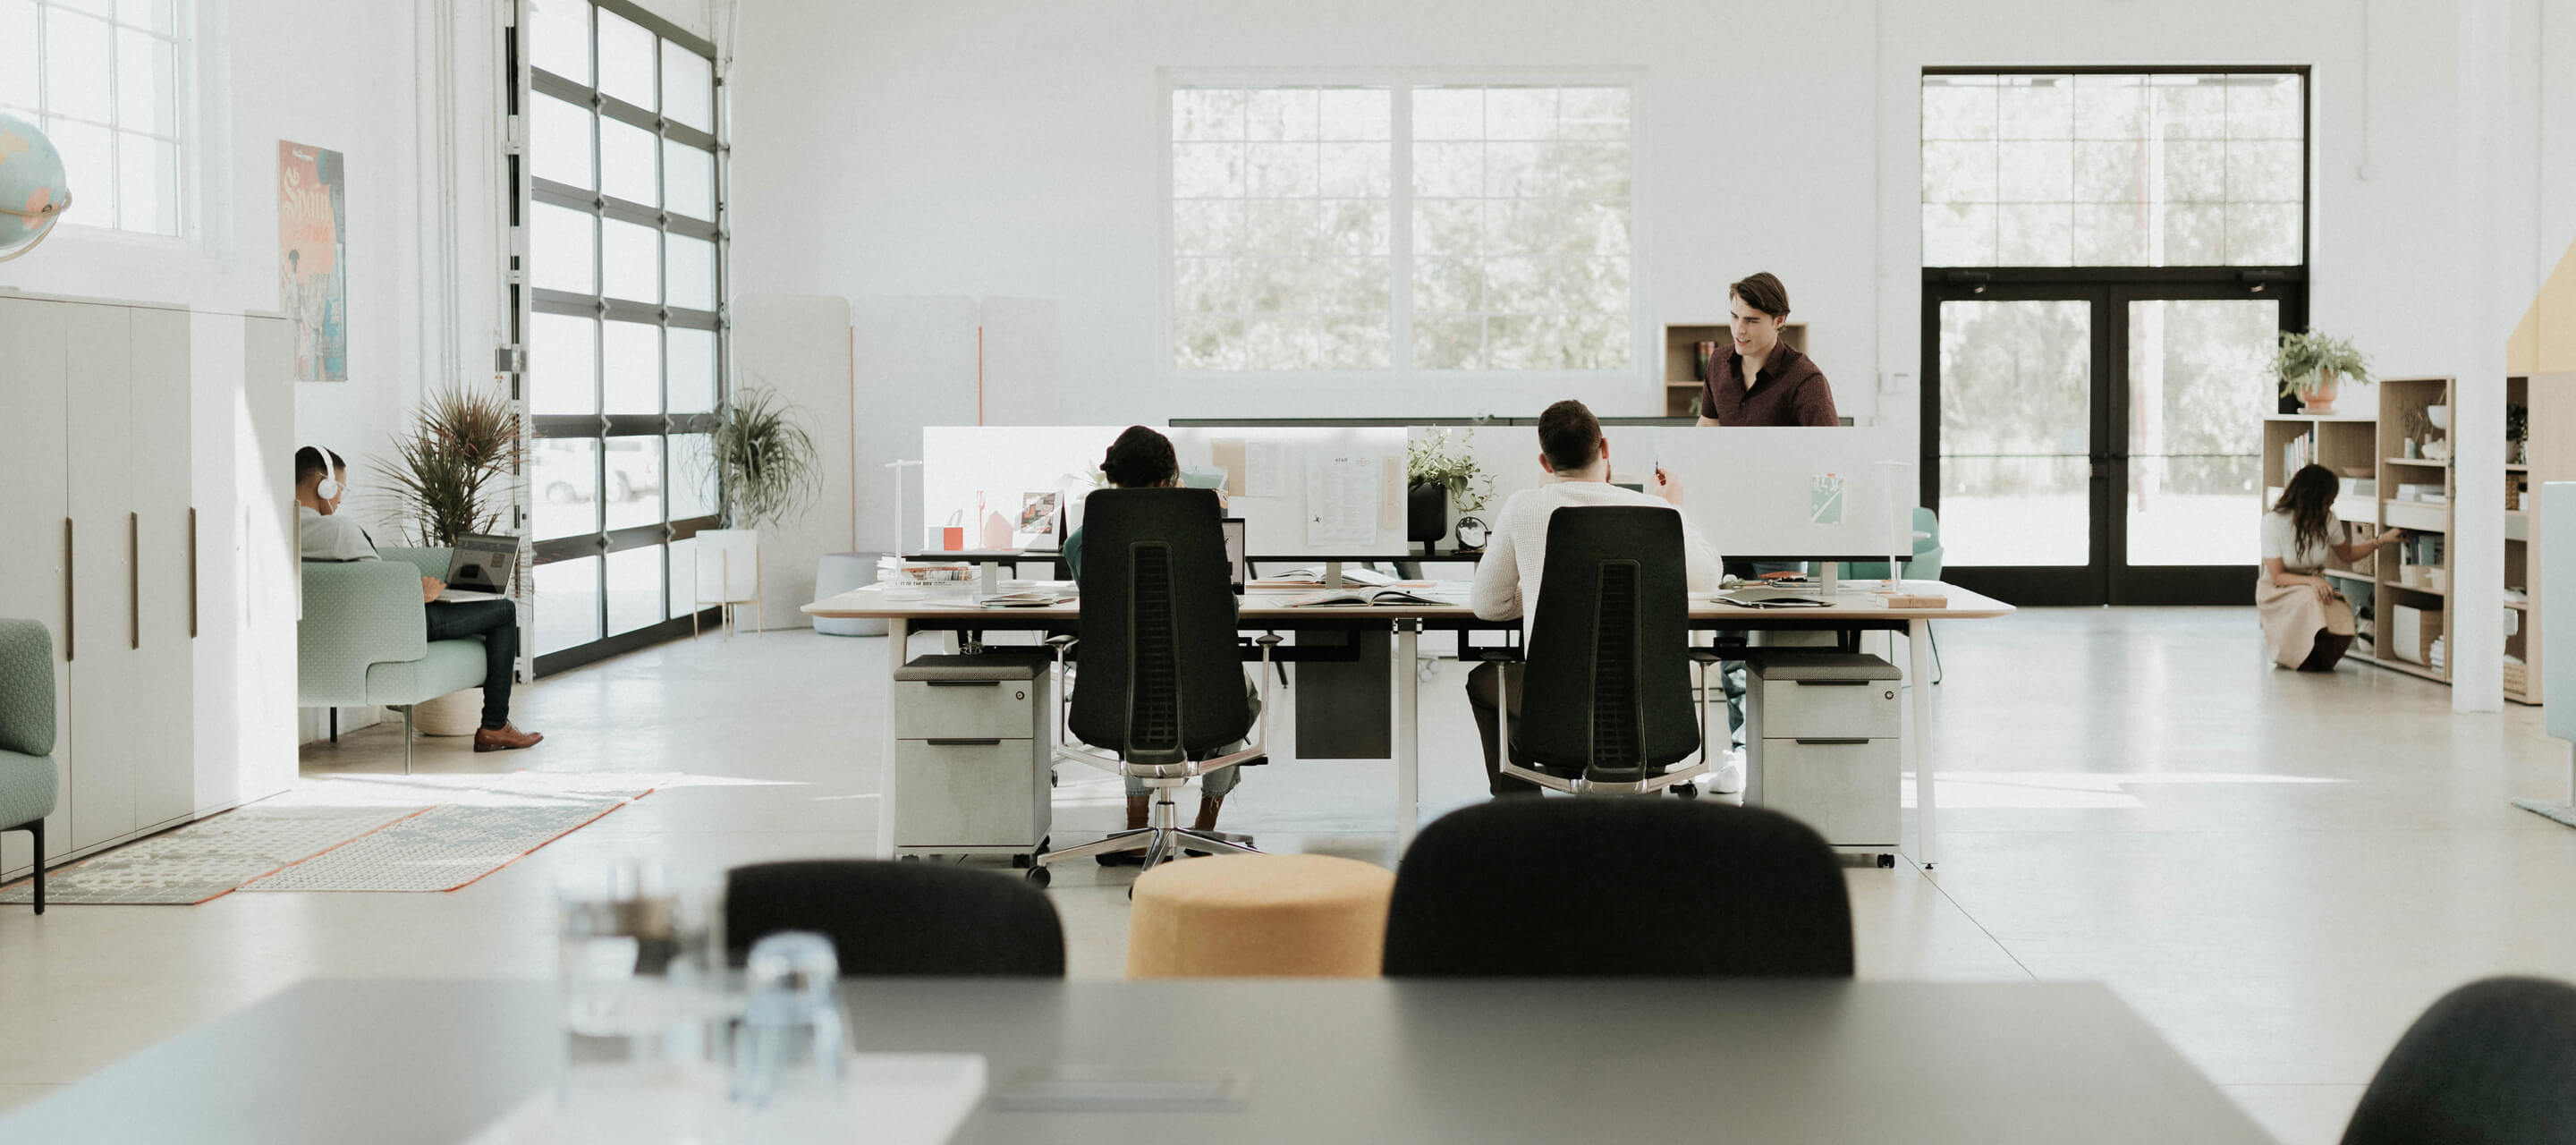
1922;267;2307;606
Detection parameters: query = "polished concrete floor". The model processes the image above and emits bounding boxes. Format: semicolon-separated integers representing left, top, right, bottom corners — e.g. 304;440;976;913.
6;606;2576;1143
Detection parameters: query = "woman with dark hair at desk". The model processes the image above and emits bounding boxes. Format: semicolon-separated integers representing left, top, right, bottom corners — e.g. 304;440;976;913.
1061;426;1248;862
2258;463;2403;671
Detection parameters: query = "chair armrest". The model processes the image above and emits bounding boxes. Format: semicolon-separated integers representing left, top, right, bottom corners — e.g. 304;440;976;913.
379;546;453;581
299;561;431;705
0;619;55;758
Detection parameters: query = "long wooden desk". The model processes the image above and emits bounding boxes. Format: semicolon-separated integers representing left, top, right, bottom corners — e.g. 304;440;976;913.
805;581;2011;864
0;977;2267;1144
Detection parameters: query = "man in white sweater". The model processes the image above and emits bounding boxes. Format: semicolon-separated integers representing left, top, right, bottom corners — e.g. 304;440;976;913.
1466;400;1733;795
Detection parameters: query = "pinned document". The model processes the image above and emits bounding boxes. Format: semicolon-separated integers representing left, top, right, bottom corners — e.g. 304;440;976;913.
1243;442;1288;498
1810;473;1845;526
1306;454;1382;547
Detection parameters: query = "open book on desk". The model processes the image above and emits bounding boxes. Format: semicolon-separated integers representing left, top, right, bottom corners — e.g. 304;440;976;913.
1285;588;1445;607
1262;566;1399;588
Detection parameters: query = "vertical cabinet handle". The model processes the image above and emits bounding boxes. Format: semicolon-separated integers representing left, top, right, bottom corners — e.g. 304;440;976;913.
188;507;199;638
63;517;74;662
129;512;140;649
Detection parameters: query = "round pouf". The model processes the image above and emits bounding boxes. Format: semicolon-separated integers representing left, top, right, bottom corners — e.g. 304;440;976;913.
812;551;887;636
1125;854;1395;979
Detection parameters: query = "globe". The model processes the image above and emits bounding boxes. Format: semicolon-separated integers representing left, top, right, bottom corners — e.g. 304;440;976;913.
0;112;73;261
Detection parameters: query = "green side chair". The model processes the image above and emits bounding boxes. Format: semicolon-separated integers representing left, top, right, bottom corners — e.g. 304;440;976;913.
1;619;59;913
299;547;488;774
1844;507;1945;683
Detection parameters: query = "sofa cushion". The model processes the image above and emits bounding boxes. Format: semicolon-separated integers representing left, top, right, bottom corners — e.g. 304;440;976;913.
0;748;58;831
364;638;490;707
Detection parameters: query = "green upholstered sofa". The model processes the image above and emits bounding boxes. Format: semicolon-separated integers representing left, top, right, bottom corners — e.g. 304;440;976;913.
298;547;488;773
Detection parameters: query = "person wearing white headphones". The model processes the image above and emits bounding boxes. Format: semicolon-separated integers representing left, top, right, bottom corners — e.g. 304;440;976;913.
298;446;543;753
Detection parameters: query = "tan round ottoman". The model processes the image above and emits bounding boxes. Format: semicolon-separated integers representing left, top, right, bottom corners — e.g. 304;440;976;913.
1125;854;1396;978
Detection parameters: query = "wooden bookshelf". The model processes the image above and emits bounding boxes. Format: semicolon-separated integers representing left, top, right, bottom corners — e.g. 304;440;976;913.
1661;322;1808;418
2504;373;2576;703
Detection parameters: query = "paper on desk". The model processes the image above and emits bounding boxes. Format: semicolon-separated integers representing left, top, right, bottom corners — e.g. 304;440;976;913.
1306;454;1382;547
1243;442;1287;498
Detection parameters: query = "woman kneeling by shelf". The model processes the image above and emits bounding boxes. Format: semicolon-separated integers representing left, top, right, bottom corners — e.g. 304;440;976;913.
2259;464;2407;672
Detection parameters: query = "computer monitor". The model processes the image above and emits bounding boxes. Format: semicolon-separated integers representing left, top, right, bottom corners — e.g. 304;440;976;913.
1222;517;1247;592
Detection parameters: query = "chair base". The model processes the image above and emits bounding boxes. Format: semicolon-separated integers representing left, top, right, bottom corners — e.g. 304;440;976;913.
1501;759;1709;797
1038;780;1260;875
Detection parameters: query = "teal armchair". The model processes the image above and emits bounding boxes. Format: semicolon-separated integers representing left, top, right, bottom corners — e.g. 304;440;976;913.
299;547;487;773
1;619;58;913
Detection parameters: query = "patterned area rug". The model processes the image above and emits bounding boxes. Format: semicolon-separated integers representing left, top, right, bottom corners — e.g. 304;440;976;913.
0;772;672;905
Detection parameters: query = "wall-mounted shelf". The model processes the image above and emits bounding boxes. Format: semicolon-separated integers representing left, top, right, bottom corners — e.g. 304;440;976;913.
1661;322;1808;419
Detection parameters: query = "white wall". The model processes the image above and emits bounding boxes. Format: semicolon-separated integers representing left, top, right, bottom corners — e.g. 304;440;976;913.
726;0;2576;428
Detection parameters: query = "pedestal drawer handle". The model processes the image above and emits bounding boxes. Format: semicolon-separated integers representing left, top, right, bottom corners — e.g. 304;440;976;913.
926;738;1004;747
1792;737;1872;746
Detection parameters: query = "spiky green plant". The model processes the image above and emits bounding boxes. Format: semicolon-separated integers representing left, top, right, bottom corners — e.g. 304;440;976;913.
375;385;521;546
708;386;823;530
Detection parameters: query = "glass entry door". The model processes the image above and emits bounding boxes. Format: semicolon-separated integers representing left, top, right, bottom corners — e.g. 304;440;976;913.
1926;284;2285;605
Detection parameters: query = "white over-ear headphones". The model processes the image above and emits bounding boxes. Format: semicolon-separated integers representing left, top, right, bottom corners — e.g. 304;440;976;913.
302;443;342;500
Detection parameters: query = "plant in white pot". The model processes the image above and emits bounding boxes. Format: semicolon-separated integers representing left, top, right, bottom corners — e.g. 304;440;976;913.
695;386;823;635
2271;331;2372;416
376;385;521;735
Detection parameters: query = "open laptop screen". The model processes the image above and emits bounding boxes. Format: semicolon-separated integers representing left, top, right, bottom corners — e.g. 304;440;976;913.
1222;518;1246;592
445;533;519;593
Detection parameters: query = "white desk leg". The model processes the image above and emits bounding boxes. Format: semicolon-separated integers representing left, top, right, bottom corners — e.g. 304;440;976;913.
1395;620;1420;856
1908;618;1936;870
879;618;906;861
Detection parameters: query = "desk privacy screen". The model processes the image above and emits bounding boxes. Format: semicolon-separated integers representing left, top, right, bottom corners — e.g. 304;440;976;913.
918;426;1411;560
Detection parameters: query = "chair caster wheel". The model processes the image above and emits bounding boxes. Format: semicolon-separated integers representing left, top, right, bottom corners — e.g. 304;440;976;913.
1673;785;1699;800
1011;853;1032;869
1877;853;1896;869
1024;865;1052;887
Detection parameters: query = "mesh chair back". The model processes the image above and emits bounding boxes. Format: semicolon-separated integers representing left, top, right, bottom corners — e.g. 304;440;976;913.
1383;798;1853;977
724;860;1065;976
1068;488;1250;763
1520;505;1698;782
2341;976;2576;1145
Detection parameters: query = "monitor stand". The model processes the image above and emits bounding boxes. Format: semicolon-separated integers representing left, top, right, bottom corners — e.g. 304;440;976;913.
1323;560;1346;590
1815;561;1837;598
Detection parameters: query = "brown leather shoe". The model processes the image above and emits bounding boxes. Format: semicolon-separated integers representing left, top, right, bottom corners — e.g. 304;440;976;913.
473;723;544;752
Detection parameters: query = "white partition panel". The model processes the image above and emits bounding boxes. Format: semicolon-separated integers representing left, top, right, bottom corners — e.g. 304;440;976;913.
2546;481;2576;739
1438;424;1910;564
919;425;1411;561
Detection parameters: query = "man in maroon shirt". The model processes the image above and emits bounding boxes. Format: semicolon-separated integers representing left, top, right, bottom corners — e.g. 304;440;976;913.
1697;272;1837;427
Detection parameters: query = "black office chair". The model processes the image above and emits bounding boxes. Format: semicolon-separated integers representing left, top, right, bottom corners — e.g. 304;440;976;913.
1382;798;1853;977
2340;976;2576;1145
1496;505;1711;795
1036;488;1278;878
724;860;1065;976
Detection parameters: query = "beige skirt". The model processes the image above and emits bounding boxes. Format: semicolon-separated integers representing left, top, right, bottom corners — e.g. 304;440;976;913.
2256;576;2356;669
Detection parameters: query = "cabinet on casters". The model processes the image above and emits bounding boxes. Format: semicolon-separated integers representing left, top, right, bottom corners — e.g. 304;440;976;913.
890;653;1055;877
1744;651;1904;869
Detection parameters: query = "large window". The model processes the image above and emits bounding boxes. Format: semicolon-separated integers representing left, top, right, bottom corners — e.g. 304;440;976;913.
521;0;723;674
1169;80;1634;374
0;0;185;236
1920;69;2306;607
1921;72;2304;268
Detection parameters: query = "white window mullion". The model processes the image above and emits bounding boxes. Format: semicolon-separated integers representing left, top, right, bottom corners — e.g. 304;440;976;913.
1390;82;1414;372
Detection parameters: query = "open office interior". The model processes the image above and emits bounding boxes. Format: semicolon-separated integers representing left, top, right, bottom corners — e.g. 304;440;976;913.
7;1;2576;1142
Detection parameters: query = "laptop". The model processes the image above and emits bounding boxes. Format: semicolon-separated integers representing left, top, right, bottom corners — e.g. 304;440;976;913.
1222;518;1247;593
437;533;518;602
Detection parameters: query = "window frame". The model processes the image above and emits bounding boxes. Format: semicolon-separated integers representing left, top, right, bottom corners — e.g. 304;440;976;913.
3;0;193;241
1159;66;1647;386
513;0;727;677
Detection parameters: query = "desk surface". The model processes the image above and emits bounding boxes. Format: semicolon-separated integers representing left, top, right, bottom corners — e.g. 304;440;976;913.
805;580;2014;623
0;978;2266;1145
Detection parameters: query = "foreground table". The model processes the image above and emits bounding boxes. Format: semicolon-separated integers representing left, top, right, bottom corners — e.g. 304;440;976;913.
0;977;2265;1144
808;580;2012;866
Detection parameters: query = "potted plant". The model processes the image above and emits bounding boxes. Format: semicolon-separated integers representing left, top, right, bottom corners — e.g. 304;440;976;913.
2271;331;2372;415
374;384;521;734
694;386;823;632
1405;426;1495;554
